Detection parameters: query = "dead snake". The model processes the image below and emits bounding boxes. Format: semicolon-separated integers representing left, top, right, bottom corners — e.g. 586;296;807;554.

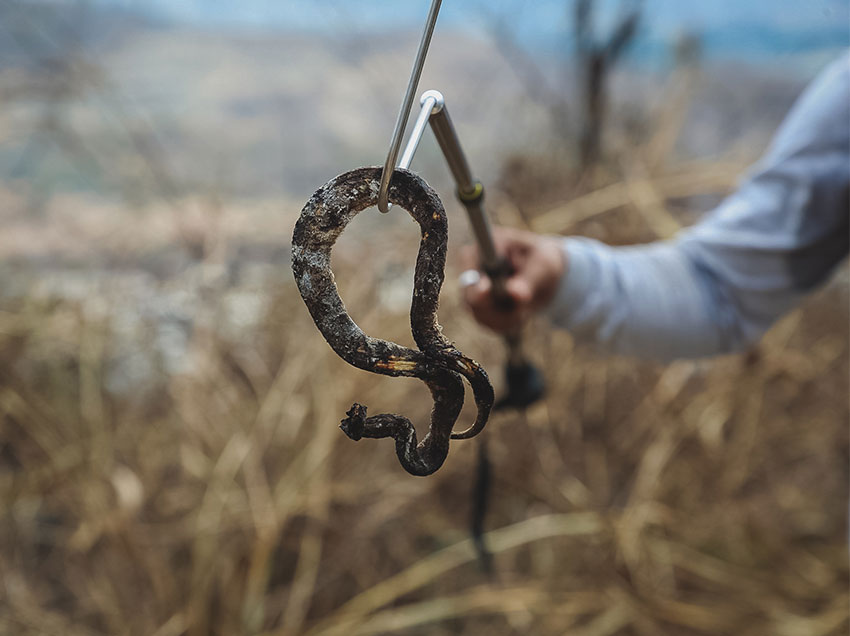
291;167;493;476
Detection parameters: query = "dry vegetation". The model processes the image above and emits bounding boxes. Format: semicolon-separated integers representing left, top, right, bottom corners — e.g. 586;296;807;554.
1;187;847;636
1;6;848;636
2;140;848;636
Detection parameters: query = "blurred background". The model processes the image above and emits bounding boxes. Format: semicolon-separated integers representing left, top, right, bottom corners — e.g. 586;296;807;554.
0;1;848;634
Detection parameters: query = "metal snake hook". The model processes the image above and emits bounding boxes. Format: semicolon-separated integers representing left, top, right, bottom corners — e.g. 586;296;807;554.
377;0;443;213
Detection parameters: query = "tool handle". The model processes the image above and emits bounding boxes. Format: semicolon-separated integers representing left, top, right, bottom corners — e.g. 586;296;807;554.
427;103;514;309
426;102;532;368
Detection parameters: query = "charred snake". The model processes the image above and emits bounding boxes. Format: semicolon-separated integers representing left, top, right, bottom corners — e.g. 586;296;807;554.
291;167;493;476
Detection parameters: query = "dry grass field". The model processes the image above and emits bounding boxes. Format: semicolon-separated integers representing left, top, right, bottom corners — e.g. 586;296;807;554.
0;9;847;636
1;151;847;635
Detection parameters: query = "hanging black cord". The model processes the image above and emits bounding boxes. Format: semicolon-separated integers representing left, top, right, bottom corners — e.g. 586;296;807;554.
471;437;493;573
471;360;546;572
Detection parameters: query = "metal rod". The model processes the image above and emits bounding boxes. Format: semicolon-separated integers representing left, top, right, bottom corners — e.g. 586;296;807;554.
377;0;443;213
422;94;524;359
426;99;505;291
428;108;475;192
398;91;443;170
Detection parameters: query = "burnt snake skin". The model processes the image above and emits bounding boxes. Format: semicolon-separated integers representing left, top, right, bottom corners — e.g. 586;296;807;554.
291;167;493;476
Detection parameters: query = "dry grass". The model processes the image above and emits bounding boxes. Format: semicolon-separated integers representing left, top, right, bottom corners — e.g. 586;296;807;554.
0;164;847;635
1;36;848;635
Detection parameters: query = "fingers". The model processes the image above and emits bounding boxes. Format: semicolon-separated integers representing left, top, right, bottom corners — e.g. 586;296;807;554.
459;227;532;273
463;275;528;332
506;275;533;306
458;226;567;334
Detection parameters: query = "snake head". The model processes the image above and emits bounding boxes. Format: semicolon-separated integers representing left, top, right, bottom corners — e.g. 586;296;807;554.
340;403;368;441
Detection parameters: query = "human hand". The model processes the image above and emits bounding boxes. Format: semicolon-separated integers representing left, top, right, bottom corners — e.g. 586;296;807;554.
458;227;566;334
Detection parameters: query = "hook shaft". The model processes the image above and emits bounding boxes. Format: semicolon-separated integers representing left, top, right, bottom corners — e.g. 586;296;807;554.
398;90;444;171
377;0;443;213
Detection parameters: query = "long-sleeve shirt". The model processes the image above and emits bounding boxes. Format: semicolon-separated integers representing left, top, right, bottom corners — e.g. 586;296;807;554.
548;52;849;360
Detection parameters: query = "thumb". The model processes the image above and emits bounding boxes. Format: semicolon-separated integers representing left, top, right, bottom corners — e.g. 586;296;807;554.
506;275;533;306
463;273;491;307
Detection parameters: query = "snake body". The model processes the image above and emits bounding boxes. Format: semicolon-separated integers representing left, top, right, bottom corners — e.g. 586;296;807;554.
291;166;493;476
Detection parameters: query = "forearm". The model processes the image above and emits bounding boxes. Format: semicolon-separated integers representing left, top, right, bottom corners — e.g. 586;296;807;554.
547;236;754;360
547;53;849;360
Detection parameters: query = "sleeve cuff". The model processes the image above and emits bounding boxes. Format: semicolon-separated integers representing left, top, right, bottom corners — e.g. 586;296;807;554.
544;237;600;329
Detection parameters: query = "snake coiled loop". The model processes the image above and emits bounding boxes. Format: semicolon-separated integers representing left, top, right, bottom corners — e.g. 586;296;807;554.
291;167;493;476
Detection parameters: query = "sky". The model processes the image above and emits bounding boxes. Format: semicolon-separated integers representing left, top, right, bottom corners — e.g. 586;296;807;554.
90;0;846;35
78;0;848;65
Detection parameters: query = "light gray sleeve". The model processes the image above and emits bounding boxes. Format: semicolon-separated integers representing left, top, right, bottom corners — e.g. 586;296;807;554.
547;52;849;360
